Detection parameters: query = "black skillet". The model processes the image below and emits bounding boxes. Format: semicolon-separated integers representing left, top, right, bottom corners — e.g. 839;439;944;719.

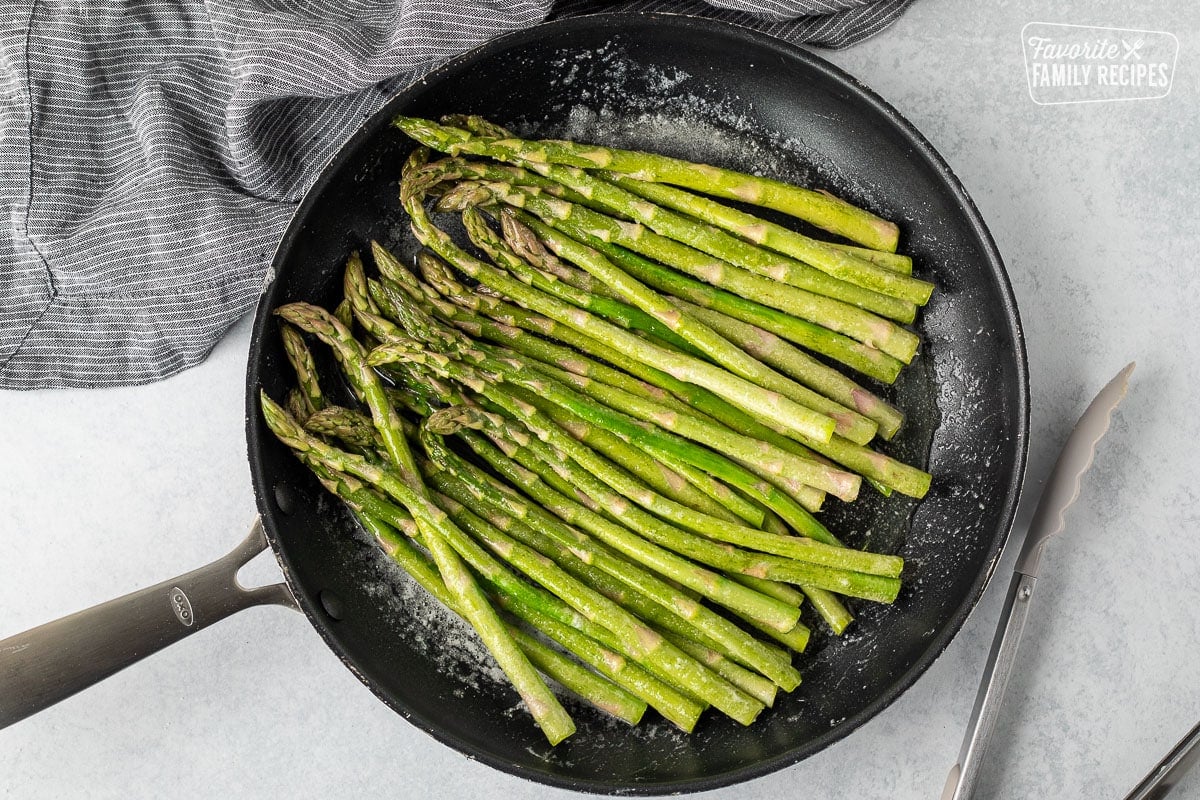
0;13;1028;795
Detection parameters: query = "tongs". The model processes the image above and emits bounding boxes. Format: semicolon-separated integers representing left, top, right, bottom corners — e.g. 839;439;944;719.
942;363;1135;800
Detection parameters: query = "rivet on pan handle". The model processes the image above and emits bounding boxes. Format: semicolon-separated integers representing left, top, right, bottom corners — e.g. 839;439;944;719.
0;519;296;729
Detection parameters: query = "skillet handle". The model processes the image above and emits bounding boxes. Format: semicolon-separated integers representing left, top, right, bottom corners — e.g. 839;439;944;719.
0;519;296;729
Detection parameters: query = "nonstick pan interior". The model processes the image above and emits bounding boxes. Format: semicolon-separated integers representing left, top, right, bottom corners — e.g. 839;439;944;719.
247;13;1027;795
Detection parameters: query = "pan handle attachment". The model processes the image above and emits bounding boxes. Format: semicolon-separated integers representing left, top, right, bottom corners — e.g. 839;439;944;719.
0;519;296;730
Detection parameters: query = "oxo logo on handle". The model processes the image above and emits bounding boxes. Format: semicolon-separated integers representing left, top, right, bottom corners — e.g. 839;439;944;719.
169;587;194;627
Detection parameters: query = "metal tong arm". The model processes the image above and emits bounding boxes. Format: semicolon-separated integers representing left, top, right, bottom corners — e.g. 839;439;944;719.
941;571;1038;800
1124;720;1200;800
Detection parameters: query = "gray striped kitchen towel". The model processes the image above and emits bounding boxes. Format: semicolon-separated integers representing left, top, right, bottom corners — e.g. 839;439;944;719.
0;0;911;389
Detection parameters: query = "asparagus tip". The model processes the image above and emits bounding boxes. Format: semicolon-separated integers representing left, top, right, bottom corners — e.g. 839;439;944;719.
425;404;490;436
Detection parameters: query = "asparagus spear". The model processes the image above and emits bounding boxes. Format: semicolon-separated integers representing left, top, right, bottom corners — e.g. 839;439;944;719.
411;258;813;516
424;483;766;726
674;299;905;440
496;592;704;730
260;393;575;745
421;442;802;688
827;242;914;273
338;488;647;724
370;241;428;301
446;429;820;652
507;209;901;430
802;587;855;636
285;388;310;425
280;324;324;417
292;399;710;730
424;262;828;511
274;302;422;491
423;401;898;603
425;152;595;205
459;205;701;356
343;251;381;317
443;113;506;136
333;298;354;330
563;234;904;384
303;405;384;450
518;346;928;501
507;621;647;724
367;338;860;502
439;179;917;361
600;173;933;305
393;115;900;251
397;171;839;444
502;211;880;445
426;465;796;697
461;202;852;444
725;575;805;608
352;473;701;730
665;634;778;707
427;153;915;321
451;389;897;577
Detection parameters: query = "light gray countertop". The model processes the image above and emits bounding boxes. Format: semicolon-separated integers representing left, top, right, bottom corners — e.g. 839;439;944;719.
3;1;1198;797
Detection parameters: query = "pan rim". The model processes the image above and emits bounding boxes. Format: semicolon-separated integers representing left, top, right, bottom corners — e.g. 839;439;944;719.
246;11;1030;795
